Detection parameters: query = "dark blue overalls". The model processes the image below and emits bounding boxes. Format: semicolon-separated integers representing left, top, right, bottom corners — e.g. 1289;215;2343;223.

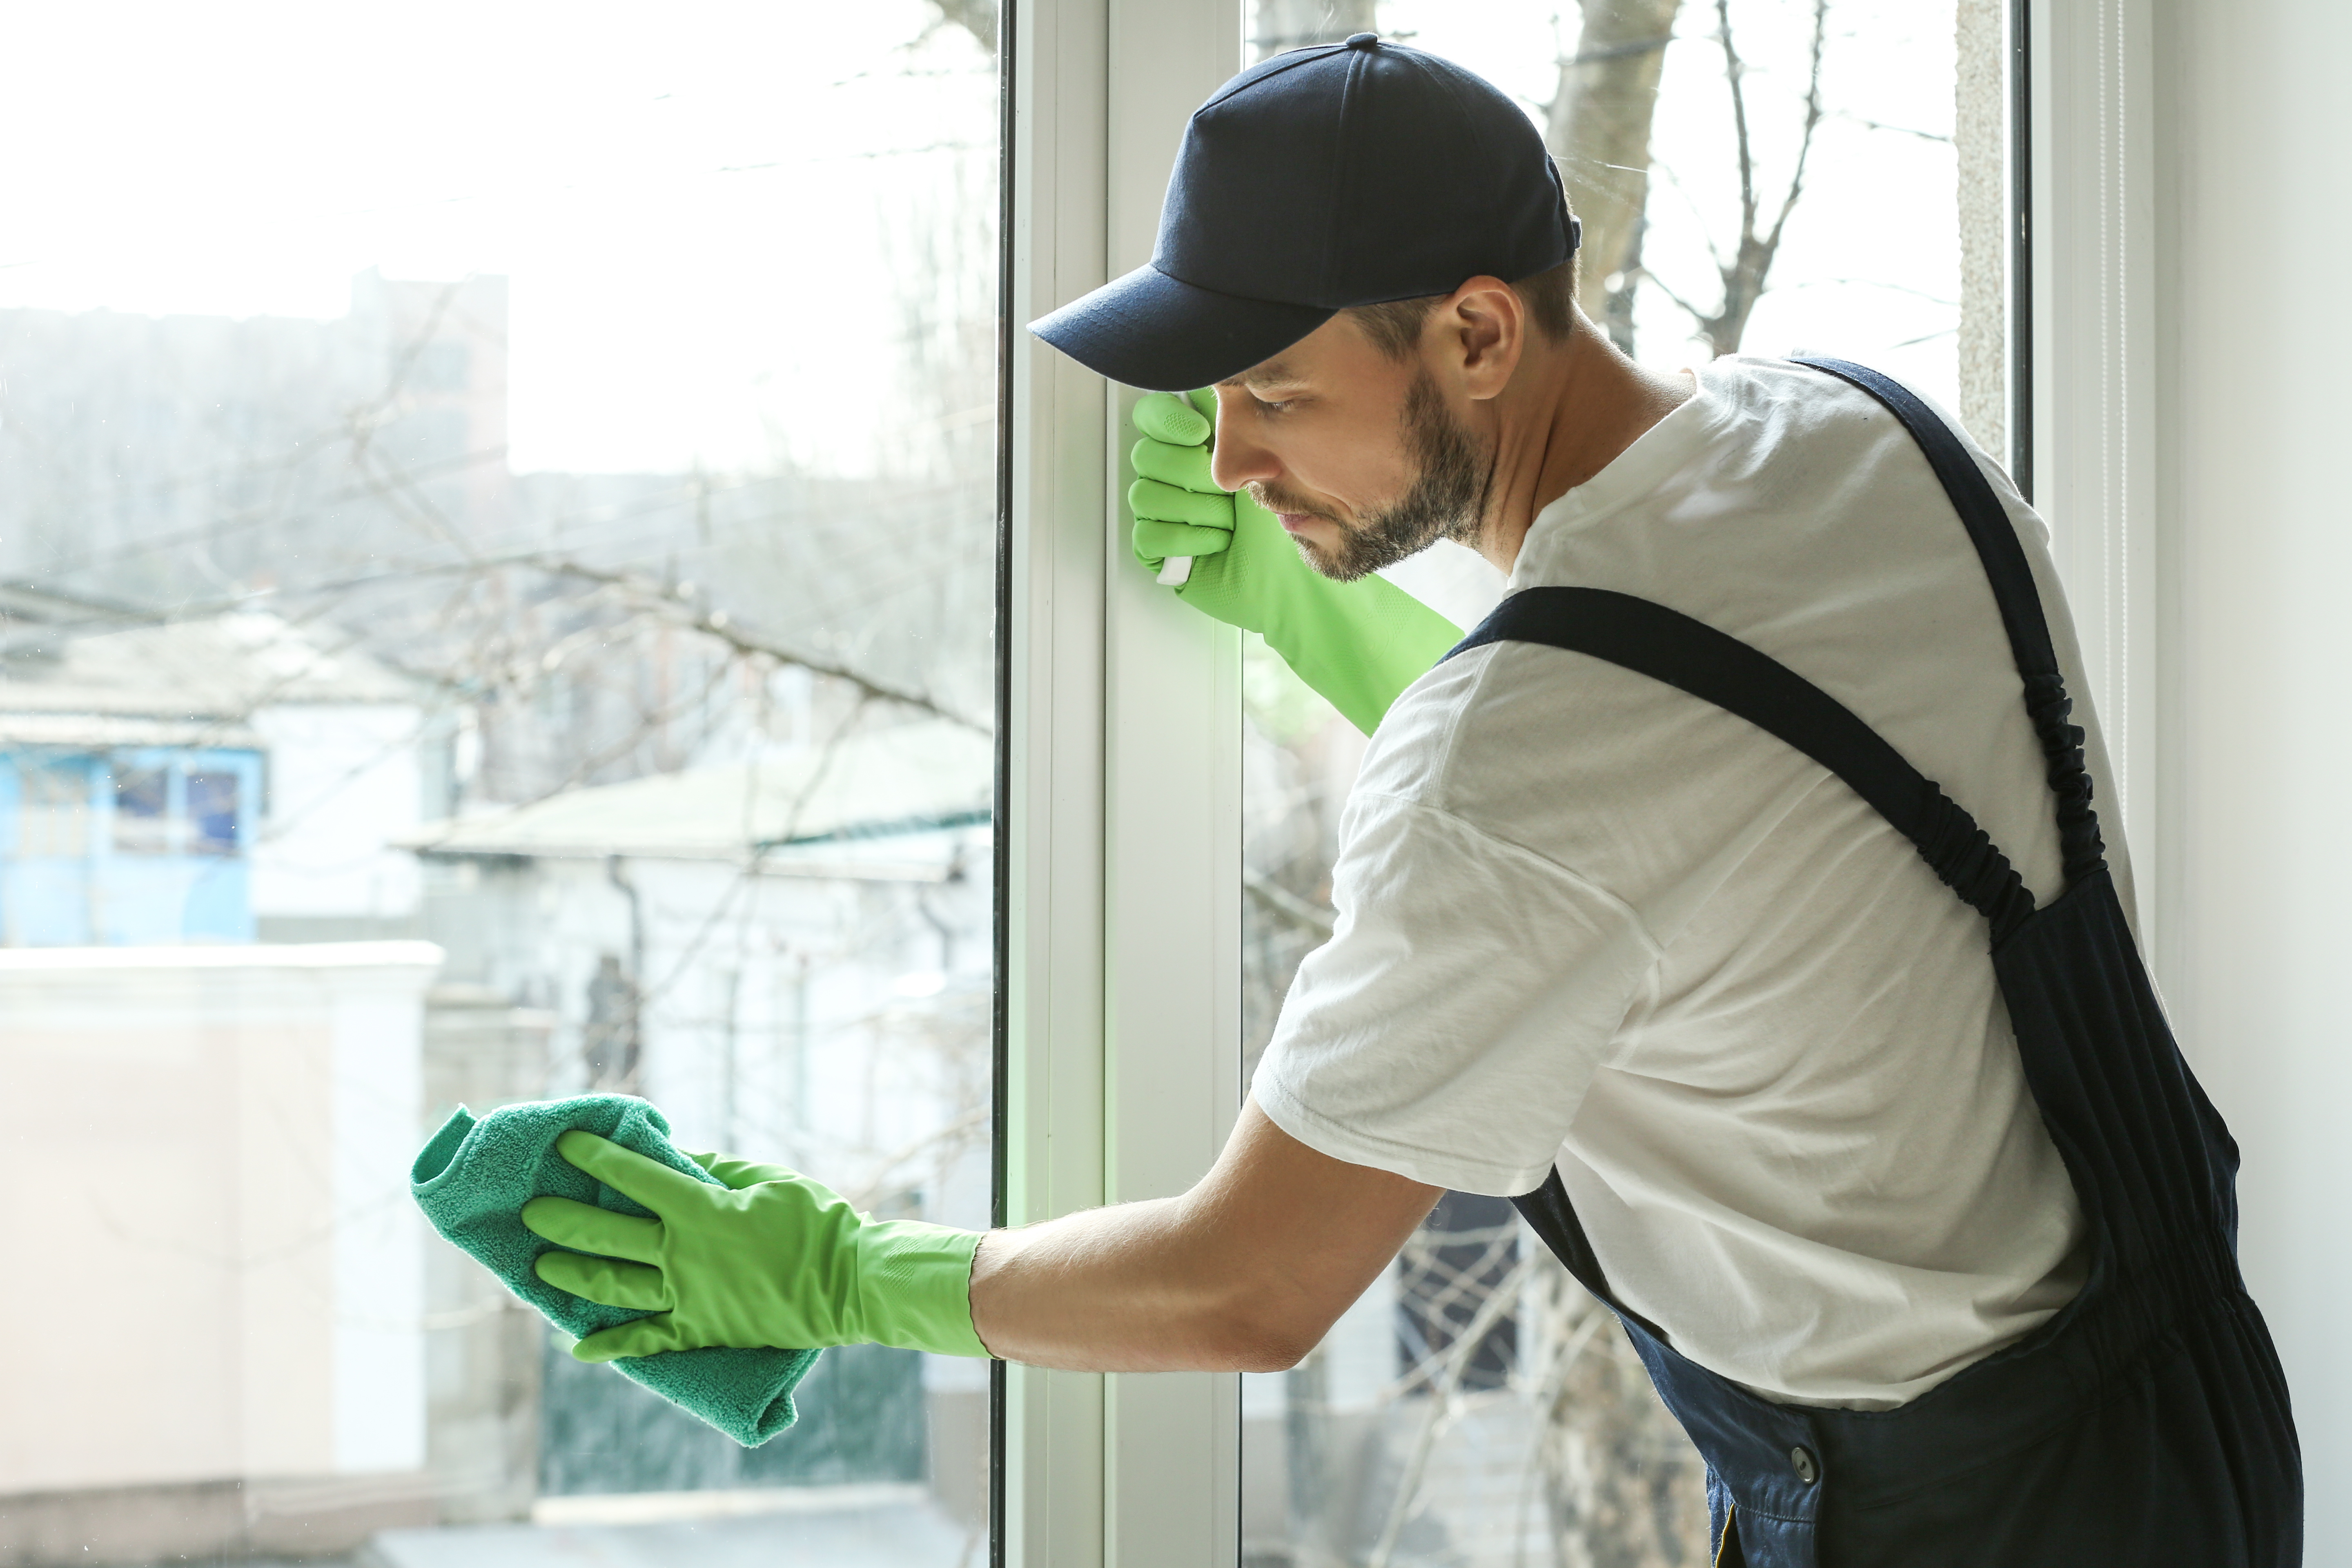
1450;360;2303;1566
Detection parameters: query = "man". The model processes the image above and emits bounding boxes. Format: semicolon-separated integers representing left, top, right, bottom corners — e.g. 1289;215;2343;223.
519;36;2298;1565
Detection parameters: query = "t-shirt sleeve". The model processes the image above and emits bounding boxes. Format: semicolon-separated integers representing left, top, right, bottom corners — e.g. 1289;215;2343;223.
1250;791;1663;1197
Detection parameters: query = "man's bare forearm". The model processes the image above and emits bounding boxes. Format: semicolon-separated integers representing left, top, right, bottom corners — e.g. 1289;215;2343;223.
966;1098;1442;1372
968;1193;1307;1372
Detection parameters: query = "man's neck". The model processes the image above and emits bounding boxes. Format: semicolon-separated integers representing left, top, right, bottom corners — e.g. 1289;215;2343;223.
1468;316;1694;575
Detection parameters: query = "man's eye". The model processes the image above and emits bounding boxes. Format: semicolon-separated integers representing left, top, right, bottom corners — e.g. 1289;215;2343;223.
1254;396;1294;415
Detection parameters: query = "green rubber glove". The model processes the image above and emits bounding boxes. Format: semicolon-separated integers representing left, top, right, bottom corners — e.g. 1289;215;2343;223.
1127;387;1464;735
520;1130;990;1363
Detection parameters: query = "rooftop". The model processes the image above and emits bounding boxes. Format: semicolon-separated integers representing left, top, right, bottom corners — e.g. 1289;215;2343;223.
0;608;419;746
403;717;991;876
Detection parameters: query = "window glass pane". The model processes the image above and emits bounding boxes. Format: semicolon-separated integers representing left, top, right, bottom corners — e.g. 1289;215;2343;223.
186;771;243;855
1;3;998;1563
1239;1;1990;1561
109;763;172;855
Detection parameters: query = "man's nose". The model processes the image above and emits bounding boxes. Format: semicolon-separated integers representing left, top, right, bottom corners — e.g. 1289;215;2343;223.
1208;396;1278;494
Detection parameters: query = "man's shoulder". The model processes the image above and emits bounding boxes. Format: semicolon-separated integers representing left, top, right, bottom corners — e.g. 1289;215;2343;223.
1699;354;1946;458
1512;354;2017;612
1365;623;1723;826
1367;354;2007;853
1703;355;2020;492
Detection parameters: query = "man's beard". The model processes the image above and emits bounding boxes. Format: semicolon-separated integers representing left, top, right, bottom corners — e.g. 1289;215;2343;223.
1250;370;1491;583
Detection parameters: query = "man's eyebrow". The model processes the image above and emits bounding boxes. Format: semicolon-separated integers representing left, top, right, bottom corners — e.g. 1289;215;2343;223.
1218;361;1305;390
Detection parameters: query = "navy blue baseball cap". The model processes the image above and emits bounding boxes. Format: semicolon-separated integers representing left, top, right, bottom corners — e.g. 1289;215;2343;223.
1030;33;1579;393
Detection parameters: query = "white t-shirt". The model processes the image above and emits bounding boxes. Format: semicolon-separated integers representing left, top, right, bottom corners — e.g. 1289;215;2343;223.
1252;357;2131;1410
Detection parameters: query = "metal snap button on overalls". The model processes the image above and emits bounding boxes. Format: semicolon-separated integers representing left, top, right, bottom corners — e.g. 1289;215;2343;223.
1790;1446;1819;1485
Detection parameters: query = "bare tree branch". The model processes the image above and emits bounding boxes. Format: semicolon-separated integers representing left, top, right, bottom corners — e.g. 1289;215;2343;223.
515;554;989;733
1243;866;1336;938
1653;0;1833;357
1367;1256;1538;1568
1760;0;1831;262
1717;0;1761;265
1838;110;1952;143
1649;154;1734;276
1630;254;1717;330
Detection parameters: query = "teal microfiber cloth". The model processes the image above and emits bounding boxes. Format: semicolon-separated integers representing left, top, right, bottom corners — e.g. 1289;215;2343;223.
409;1092;820;1446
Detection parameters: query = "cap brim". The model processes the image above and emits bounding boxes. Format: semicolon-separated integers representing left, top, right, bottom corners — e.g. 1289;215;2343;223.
1029;263;1336;393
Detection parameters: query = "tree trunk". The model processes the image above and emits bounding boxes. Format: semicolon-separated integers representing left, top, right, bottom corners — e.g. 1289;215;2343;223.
1547;0;1684;351
1251;0;1377;61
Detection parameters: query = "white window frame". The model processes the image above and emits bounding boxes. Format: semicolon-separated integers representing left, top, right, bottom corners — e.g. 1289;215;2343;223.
998;0;2175;1559
1001;0;1247;1563
2027;0;2161;956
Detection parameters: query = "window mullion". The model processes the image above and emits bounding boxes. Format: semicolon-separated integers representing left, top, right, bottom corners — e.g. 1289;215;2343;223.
1001;0;1243;1564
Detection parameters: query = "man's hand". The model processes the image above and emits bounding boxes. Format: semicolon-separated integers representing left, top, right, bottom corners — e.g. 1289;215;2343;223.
969;1099;1442;1373
521;1131;990;1362
1127;390;1464;735
1127;389;1233;580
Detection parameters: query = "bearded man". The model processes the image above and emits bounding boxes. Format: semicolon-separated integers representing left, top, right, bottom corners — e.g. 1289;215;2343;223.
517;34;2298;1566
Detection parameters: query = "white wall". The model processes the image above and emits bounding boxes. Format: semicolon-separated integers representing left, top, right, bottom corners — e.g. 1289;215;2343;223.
2152;0;2351;1527
0;943;440;1494
249;703;425;922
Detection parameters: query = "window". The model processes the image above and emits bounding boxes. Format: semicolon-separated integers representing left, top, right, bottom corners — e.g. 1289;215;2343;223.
1234;1;2007;1561
109;764;171;855
0;0;2048;1559
0;4;998;1564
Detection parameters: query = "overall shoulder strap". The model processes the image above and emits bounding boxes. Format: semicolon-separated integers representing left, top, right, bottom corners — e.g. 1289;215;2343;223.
1790;357;2105;884
1449;588;2036;940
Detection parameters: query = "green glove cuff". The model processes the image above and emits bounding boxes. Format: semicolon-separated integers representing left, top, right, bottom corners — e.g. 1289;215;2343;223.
1182;554;1463;735
1126;388;1463;733
853;1220;991;1359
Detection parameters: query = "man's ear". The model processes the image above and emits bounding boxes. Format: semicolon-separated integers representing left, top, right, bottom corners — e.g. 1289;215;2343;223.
1436;276;1526;402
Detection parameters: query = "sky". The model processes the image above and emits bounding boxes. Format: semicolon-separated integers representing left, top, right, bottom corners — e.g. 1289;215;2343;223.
0;0;1962;477
0;0;996;476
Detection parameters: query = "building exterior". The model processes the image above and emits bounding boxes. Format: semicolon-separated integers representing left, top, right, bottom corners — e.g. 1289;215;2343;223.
0;601;430;947
0;271;512;598
0;940;445;1563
